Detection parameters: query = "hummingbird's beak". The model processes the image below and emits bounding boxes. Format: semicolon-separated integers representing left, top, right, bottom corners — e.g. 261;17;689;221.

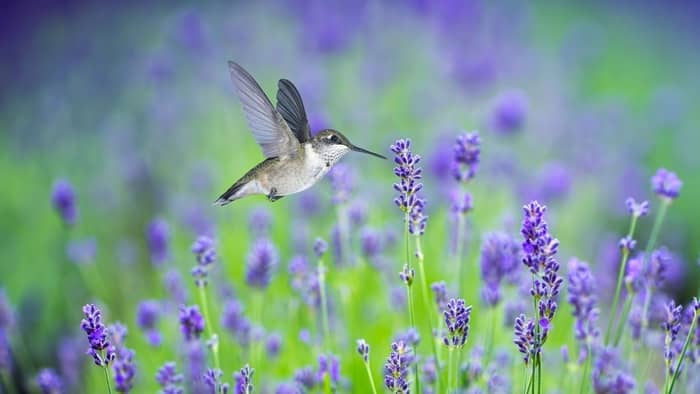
350;144;387;160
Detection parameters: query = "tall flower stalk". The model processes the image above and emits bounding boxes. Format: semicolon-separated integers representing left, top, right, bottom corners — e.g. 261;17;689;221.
357;339;378;394
80;304;116;394
391;138;427;393
314;238;332;352
190;236;220;371
668;298;699;393
442;298;472;392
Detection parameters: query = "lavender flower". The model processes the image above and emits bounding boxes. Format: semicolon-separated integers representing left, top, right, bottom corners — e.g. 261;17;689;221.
191;236;217;287
179;305;204;341
647;247;670;289
248;207;272;238
294;366;316;390
275;382;300;394
360;228;383;260
147;218;170;265
204;368;228;393
491;91;527;133
431;281;449;312
234;364;254;394
156;362;183;394
266;333;282;358
356;339;370;363
449;190;473;216
662;300;682;375
618;236;636;252
625;198;649;217
399;264;415;286
221;300;252;347
317;354;340;385
164;269;188;305
394;328;421;348
452;131;481;182
328;163;355;204
36;368;63;394
0;289;15;330
136;300;161;346
592;347;636;393
384;341;413;393
66;238;98;265
113;348;136;393
80;304;116;367
51;179;78;226
313;237;328;258
391;138;428;236
245;238;279;289
567;258;600;345
513;314;537;365
443;298;472;347
57;336;82;389
651;168;682;200
479;232;521;307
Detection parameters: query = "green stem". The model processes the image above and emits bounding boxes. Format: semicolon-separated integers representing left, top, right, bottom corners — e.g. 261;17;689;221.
579;345;591;394
403;212;420;394
318;259;331;352
197;285;220;371
640;200;670;332
455;213;465;297
415;236;443;390
523;365;531;394
613;288;635;347
364;359;378;394
537;353;542;394
448;347;455;393
103;366;113;394
336;204;350;265
668;310;697;393
530;360;536;394
604;215;638;345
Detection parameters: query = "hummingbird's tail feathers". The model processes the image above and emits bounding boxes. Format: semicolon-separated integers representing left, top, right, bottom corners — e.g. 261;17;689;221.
214;182;244;206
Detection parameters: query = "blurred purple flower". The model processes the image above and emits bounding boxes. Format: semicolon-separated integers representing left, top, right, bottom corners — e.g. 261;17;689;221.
394;328;421;348
234;364;254;394
592;347;635;393
390;285;406;311
191;235;217;287
360;228;383;261
452;131;481;183
313;237;328;258
203;368;226;393
179;305;204;341
328;163;355;205
625;198;649;218
156;362;183;394
431;281;449;312
296;192;323;217
113;347;136;393
661;300;682;375
399;264;415;286
136;300;161;346
490;90;527;134
651;168;682;200
567;258;600;344
146;218;170;265
164;269;188;305
479;232;521;307
348;200;368;228
66;238;97;265
294;366;316;390
221;300;252;348
265;333;282;358
51;179;78;226
57;336;82;390
245;238;279;289
0;289;15;331
36;368;62;394
248;207;272;239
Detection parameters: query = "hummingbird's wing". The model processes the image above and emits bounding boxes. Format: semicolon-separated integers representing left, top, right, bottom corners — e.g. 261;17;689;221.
276;79;312;143
228;61;300;158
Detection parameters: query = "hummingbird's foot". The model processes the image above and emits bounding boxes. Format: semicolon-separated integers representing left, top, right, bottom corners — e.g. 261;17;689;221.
267;187;283;202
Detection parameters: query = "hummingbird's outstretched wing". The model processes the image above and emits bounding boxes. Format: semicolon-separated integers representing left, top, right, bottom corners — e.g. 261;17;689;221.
228;61;300;158
276;79;312;143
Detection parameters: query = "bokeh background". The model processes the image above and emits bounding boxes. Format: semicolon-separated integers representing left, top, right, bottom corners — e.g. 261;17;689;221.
1;0;699;392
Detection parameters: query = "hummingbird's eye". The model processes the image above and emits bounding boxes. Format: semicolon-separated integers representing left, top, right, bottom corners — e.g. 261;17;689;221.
329;135;340;144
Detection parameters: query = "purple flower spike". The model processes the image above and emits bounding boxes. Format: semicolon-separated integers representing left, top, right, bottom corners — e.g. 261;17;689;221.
265;333;282;358
234;364;254;394
625;198;649;217
36;368;63;394
80;304;116;367
313;237;328;258
317;354;340;385
294;366;316;390
113;348;136;393
391;138;429;236
513;314;537;365
156;362;183;394
204;368;226;393
662;300;682;374
480;232;521;308
178;305;204;341
442;298;472;348
491;91;527;134
357;339;370;363
0;289;15;331
651;168;682;200
51;179;78;226
191;236;217;287
136;300;161;346
592;347;636;393
245;238;279;289
431;281;449;312
383;341;413;393
328;163;355;205
399;264;415;286
567;258;600;344
618;236;636;251
146;218;170;265
248;207;272;238
452;131;481;182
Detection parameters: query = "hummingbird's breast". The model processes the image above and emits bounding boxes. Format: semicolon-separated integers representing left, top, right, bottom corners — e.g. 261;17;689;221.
265;144;333;196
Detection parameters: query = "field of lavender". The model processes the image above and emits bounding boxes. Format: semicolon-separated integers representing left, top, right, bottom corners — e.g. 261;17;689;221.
1;1;700;393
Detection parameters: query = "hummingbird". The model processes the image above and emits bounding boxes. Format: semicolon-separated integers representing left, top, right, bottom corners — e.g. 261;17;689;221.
214;61;387;206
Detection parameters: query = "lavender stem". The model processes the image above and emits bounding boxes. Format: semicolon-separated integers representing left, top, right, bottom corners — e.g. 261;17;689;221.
197;285;220;371
639;200;670;334
668;308;697;393
415;236;444;391
317;259;331;352
103;365;113;394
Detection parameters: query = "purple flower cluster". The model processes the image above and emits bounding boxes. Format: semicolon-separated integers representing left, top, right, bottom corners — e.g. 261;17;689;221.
328;163;355;205
245;238;279;289
146;218;170;265
221;300;252;347
313;237;328;258
80;304;116;367
191;236;217;287
156;362;183;394
293;366;316;391
651;168;682;200
451;131;481;182
567;258;600;345
356;339;370;363
399;264;414;286
113;347;136;393
625;197;649;218
513;314;537;365
384;341;413;393
391;139;428;236
479;232;521;307
662;300;682;374
233;364;254;394
204;368;229;393
178;305;204;341
136;300;161;346
442;298;472;348
317;354;340;386
248;207;272;238
491;91;527;134
592;348;636;393
51;179;78;226
36;368;63;394
288;255;321;308
520;201;563;339
431;281;449;312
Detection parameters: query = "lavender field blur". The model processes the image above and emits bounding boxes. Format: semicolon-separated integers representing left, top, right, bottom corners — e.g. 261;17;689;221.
1;1;700;393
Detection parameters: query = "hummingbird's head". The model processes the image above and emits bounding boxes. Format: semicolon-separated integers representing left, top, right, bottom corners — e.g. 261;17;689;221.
314;129;387;162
